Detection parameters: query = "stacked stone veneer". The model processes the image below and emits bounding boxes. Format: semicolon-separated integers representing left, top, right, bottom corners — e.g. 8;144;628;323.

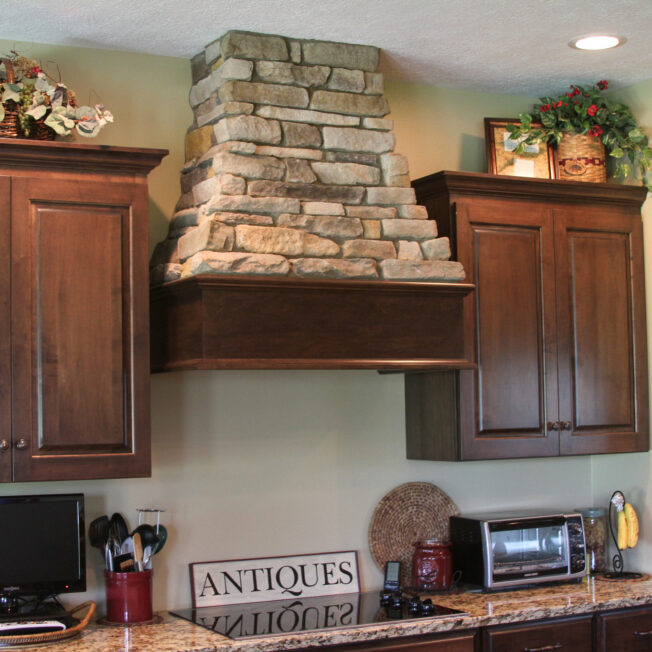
150;31;465;284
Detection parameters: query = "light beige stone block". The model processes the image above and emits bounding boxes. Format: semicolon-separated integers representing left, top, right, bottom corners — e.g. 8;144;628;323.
255;61;330;87
311;90;390;117
311;161;381;186
381;218;437;239
277;213;363;239
255;145;322;160
291;258;378;279
182;250;290;277
235;225;339;257
366;187;417;205
212;151;286;181
211;211;274;227
221;32;289;61
364;72;385;95
363;117;394;130
189;58;254;107
345;205;397;219
170;208;200;233
322;127;394;154
342;239;396;260
379;259;465;281
421;237;451;261
197;101;254;128
398;240;423;260
178;220;235;261
207;194;301;215
302;202;344;216
150;263;182;286
328;68;365;92
397;205;429;219
185;125;214;161
213;115;281;145
302;41;379;72
256;105;359;126
362;220;381;239
215;173;246;195
219;81;309;108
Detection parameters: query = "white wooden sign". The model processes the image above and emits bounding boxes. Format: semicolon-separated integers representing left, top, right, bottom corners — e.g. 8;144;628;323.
190;550;360;607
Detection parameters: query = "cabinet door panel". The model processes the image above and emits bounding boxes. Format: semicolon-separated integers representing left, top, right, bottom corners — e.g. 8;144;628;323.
317;631;477;651
556;207;648;454
596;606;652;651
0;176;10;482
483;615;592;652
457;200;559;459
11;177;150;481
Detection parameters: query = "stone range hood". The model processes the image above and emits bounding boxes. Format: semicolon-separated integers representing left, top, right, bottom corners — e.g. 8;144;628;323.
150;31;473;372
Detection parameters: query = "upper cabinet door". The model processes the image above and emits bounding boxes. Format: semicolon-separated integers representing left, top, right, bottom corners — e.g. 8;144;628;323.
10;176;151;481
555;206;648;455
456;199;560;459
0;177;11;483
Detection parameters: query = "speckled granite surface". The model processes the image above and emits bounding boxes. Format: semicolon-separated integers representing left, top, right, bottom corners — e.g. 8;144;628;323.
14;577;652;651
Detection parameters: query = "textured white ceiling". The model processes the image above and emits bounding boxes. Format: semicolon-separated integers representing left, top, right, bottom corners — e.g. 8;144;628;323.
0;0;650;96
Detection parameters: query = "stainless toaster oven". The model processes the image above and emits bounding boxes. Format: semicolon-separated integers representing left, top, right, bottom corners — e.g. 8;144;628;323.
449;511;586;591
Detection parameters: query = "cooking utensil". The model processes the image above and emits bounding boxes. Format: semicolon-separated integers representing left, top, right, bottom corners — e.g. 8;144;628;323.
132;524;159;550
133;532;143;572
110;513;129;543
153;524;167;554
89;515;110;554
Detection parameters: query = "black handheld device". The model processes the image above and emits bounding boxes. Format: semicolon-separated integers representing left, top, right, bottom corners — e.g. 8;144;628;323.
383;561;402;592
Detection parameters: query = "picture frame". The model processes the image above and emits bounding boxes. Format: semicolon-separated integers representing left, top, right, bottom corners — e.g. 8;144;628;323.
484;118;558;179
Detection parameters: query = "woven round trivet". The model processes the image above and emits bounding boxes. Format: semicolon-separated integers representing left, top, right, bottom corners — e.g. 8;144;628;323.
368;482;459;589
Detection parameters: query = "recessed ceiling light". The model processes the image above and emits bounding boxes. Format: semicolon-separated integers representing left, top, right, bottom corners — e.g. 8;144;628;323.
570;35;625;51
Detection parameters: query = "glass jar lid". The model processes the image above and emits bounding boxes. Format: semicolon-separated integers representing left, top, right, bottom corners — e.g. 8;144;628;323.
578;507;605;517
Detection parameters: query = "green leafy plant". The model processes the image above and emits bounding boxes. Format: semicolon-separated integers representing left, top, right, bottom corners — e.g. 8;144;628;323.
0;52;113;138
506;81;651;188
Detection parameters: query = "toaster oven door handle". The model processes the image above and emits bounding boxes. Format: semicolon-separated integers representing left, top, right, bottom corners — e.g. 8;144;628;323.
524;644;563;651
489;516;566;532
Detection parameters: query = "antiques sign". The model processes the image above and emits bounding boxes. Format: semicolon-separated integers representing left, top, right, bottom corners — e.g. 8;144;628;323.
190;551;360;607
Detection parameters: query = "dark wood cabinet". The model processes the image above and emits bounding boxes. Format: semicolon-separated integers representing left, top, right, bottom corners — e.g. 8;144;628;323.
312;630;478;651
595;605;652;651
407;171;648;460
483;615;593;652
0;139;166;482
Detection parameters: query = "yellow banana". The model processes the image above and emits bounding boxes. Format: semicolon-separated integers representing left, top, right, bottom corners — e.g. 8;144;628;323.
625;502;639;548
617;510;629;550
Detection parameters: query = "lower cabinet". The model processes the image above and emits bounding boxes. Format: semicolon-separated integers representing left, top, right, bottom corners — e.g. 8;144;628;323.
483;615;593;652
596;606;652;651
318;631;478;651
317;605;652;651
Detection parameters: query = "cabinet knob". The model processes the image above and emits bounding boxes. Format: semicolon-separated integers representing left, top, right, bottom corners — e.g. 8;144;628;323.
15;438;28;450
0;439;8;451
561;421;572;430
547;421;560;431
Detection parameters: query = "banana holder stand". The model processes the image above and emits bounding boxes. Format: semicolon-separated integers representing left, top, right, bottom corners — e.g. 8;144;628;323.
604;490;644;580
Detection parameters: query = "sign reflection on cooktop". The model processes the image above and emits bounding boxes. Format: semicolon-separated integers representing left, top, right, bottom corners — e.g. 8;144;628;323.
170;591;467;640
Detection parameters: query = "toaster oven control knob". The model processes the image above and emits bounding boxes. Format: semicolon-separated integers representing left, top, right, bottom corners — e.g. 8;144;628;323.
420;599;435;615
571;554;585;573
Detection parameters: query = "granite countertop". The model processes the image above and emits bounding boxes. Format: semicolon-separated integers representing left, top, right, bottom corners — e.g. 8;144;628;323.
14;576;652;652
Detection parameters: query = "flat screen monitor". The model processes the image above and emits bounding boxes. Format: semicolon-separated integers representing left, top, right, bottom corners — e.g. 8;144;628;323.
0;493;85;598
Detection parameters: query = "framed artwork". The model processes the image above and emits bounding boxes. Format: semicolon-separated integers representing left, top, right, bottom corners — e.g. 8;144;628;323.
484;118;558;179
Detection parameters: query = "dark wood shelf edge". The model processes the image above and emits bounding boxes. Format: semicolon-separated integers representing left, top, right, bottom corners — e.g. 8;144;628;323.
413;170;648;207
151;358;477;372
0;138;169;175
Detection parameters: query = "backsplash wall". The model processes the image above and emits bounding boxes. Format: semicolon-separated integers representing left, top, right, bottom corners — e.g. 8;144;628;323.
0;39;648;612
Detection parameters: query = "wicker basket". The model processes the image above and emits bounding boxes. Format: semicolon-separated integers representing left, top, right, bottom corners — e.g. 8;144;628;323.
0;58;55;141
558;133;606;183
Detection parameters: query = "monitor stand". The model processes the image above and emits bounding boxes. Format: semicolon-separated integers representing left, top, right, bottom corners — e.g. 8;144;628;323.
0;594;72;625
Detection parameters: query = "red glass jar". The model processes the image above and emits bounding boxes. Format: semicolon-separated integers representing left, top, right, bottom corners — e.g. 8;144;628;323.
412;539;453;591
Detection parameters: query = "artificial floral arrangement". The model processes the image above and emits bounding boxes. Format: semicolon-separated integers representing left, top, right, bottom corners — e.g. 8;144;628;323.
506;80;651;188
0;51;113;138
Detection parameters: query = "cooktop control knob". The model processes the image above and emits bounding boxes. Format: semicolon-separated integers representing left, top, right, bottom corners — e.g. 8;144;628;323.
407;596;421;613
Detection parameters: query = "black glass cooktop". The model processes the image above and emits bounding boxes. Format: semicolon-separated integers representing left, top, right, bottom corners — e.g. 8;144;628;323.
170;591;467;640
